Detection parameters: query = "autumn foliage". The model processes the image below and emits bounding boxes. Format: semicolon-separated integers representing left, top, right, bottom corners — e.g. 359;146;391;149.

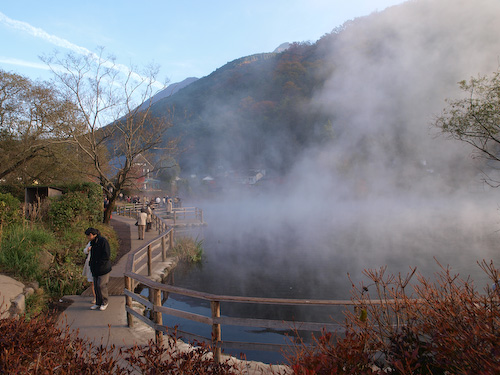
286;260;500;374
0;312;241;374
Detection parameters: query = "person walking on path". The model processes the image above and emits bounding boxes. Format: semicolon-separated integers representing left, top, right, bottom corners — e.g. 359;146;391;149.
137;208;148;240
85;227;112;311
166;198;173;218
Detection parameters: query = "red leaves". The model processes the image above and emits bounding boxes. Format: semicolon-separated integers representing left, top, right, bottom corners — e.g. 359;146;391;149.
0;314;240;374
286;261;500;374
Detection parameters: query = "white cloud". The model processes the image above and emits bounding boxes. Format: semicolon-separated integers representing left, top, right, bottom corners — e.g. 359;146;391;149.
0;11;163;89
0;11;91;55
0;57;49;70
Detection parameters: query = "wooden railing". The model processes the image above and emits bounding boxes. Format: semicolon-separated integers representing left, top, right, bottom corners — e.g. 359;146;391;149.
118;207;368;363
170;206;204;226
115;204;204;228
124;272;360;362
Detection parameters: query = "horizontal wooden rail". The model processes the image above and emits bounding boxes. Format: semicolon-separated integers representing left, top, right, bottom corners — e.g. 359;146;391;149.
118;205;403;364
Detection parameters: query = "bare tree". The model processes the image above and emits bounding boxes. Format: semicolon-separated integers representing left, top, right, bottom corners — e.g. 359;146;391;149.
435;68;500;185
42;48;177;223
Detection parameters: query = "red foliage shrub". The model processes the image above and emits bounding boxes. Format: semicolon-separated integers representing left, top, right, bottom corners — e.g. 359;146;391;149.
121;338;239;374
0;313;123;374
286;260;500;374
288;329;379;374
0;313;243;374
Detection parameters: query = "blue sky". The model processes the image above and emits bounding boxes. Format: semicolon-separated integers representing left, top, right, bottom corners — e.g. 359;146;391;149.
0;0;406;86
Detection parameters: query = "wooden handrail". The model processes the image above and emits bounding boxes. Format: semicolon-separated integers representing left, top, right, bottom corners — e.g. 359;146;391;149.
118;205;396;363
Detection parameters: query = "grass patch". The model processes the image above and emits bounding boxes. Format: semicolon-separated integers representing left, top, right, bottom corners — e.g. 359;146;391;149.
25;289;49;318
171;237;203;263
0;224;54;281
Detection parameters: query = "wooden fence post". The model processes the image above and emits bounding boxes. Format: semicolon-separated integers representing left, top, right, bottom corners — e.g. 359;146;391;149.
161;235;166;262
211;301;221;363
153;288;163;344
147;244;152;276
124;276;133;327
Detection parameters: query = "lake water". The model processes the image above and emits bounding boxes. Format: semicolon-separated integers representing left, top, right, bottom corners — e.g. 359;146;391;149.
157;191;500;363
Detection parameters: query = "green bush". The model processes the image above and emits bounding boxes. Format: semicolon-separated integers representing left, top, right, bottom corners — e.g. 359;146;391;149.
42;259;87;297
59;227;90;257
25;289;49;319
48;183;103;231
48;191;91;230
0;182;120;304
66;182;103;223
0;193;22;227
0;224;96;298
0;185;24;201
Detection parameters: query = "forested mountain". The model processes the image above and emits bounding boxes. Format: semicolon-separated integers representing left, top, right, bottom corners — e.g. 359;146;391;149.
150;42;334;176
147;0;500;192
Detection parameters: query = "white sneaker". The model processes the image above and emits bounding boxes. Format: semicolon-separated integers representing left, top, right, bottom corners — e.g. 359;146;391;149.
99;303;108;311
90;304;100;310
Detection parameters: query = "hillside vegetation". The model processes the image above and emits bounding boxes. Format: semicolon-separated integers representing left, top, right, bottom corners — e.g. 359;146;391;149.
150;44;334;175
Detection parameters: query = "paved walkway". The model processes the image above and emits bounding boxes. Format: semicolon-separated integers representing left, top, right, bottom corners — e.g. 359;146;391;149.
56;214;162;348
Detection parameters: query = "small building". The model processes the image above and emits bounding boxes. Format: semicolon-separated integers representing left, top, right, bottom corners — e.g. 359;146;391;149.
25;186;64;205
24;186;64;218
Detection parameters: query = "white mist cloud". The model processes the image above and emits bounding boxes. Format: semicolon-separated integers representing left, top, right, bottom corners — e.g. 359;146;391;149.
197;0;500;293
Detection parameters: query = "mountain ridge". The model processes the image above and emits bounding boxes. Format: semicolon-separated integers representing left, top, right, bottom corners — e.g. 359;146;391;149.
141;0;500;192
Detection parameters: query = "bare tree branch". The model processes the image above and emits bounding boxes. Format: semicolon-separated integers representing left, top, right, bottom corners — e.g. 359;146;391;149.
41;48;176;223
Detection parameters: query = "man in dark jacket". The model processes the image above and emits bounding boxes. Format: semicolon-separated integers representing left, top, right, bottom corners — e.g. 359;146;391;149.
85;227;112;311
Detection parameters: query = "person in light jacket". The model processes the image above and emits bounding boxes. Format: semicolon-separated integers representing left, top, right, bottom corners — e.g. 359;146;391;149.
166;198;173;218
137;208;148;240
85;227;112;311
81;241;96;304
146;204;153;232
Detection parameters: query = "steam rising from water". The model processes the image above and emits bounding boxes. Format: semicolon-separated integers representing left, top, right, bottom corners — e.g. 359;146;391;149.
190;0;500;294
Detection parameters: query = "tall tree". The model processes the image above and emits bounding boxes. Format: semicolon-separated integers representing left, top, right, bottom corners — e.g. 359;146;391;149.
42;48;177;223
0;70;77;183
435;68;500;185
